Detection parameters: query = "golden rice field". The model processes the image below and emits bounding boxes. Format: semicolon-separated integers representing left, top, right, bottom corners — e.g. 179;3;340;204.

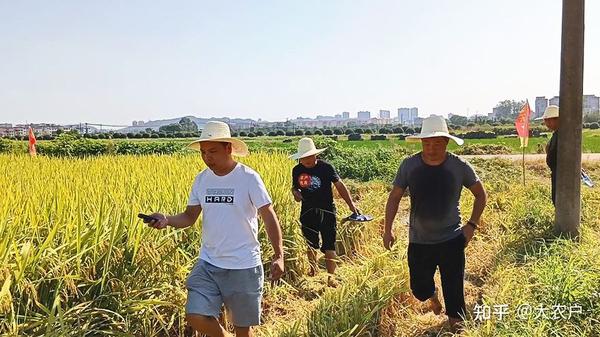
1;153;599;337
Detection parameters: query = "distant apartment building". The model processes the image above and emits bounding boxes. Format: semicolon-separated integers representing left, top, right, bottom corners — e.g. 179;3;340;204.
357;111;371;120
342;111;350;119
491;107;501;118
379;110;391;119
535;96;549;119
1;125;28;137
410;107;418;121
398;108;410;124
0;124;13;137
534;94;599;115
290;117;350;128
583;95;600;114
398;107;418;125
0;123;81;137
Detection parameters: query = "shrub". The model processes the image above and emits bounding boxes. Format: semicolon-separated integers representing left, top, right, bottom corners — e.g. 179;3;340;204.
348;133;362;141
461;131;497;139
454;144;511;155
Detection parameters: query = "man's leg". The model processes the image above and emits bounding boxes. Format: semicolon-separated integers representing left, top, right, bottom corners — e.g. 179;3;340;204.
185;260;226;335
186;314;231;337
234;326;253;337
323;250;337;274
407;242;441;314
323;250;338;287
301;210;322;276
307;247;319;276
438;235;467;331
320;211;338;286
222;265;263;335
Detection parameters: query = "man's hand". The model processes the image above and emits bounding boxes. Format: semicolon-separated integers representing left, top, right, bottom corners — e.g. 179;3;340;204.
462;223;476;247
147;213;169;229
291;189;303;202
383;231;396;250
270;256;284;281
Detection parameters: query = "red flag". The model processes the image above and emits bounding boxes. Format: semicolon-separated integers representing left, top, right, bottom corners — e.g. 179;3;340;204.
515;100;531;147
28;126;37;156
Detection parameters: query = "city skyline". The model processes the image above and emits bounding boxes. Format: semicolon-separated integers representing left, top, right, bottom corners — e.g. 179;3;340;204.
1;1;600;125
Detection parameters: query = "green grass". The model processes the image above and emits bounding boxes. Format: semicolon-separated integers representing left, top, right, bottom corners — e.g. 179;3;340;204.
7;129;600;155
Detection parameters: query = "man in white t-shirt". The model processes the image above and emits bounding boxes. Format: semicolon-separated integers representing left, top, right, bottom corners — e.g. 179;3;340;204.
148;121;285;337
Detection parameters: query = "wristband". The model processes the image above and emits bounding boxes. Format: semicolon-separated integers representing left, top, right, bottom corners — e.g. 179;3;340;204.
466;221;478;230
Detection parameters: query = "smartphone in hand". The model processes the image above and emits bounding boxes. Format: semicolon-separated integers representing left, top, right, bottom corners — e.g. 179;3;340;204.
137;213;158;223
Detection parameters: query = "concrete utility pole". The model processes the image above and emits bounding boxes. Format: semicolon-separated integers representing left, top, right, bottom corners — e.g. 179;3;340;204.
555;0;585;237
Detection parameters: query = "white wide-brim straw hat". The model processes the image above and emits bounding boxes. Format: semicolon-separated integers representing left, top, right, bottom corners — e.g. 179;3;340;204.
289;137;327;160
406;115;464;145
188;121;249;157
535;105;559;120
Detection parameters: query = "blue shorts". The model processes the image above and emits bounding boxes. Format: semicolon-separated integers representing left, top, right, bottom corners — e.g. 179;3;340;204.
185;259;264;327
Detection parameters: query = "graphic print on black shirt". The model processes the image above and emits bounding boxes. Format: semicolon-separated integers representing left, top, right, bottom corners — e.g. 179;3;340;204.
292;160;340;212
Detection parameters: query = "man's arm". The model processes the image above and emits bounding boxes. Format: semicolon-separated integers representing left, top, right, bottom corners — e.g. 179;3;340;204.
258;204;285;280
333;180;358;213
148;205;202;229
291;187;303;202
462;181;487;246
467;181;487;226
383;185;405;249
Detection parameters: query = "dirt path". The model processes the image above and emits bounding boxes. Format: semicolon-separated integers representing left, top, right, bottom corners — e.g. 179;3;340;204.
463;153;600;162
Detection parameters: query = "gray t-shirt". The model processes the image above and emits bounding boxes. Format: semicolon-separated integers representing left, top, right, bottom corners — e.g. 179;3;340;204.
393;152;479;244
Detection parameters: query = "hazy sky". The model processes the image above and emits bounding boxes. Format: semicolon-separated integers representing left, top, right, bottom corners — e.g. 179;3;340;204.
1;0;599;125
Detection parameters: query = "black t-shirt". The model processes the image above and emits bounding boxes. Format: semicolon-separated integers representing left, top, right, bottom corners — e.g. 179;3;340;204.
547;131;558;172
292;160;340;212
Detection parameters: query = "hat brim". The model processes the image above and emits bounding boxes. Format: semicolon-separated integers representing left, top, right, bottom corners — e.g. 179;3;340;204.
535;114;559;121
405;132;464;146
188;138;249;157
289;148;327;160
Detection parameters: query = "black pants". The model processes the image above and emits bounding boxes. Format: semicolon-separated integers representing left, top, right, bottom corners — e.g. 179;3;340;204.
551;171;556;205
407;234;466;319
299;208;337;253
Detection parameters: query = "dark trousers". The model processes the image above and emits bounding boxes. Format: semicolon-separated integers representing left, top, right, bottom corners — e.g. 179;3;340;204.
551;171;556;205
407;234;466;319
